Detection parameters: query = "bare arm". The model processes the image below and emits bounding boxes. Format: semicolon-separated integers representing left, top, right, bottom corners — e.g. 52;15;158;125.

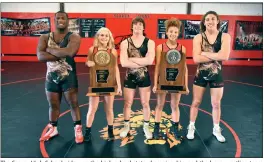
182;46;189;92
112;49;122;88
37;34;59;62
192;34;213;64
119;40;144;68
85;46;95;67
153;44;162;87
129;39;155;66
201;33;231;61
46;33;81;58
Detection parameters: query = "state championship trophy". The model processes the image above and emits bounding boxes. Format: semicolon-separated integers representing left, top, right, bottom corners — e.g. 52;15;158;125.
86;49;117;96
156;48;187;94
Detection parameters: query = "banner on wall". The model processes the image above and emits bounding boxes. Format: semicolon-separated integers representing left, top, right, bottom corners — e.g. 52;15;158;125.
68;18;80;34
80;18;106;38
184;20;229;39
234;21;263;50
157;19;184;39
1;17;50;36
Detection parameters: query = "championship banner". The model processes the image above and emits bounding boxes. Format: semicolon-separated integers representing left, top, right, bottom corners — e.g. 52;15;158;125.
1;17;51;36
234;21;263;50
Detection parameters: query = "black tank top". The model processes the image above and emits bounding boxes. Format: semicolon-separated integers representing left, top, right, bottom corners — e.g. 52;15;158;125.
126;37;149;81
48;32;76;72
46;32;77;83
127;37;149;57
196;32;223;81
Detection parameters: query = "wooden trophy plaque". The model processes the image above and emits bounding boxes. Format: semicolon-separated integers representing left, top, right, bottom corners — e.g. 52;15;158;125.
86;49;117;96
156;48;187;94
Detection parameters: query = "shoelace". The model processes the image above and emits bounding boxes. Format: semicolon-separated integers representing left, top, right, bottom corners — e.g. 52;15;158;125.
215;127;223;134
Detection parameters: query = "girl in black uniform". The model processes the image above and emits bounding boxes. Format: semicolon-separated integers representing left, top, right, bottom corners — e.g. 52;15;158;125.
186;11;231;142
119;17;155;139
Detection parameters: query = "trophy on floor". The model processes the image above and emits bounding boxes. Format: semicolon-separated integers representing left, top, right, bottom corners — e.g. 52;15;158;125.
156;47;187;94
86;49;117;96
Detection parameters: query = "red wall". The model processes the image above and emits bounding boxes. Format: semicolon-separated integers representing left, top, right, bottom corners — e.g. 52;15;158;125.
1;12;262;66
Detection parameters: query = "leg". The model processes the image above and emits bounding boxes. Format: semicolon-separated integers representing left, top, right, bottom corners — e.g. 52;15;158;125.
63;88;81;122
120;87;136;138
139;86;151;122
153;93;166;139
139;86;153;139
210;86;225;142
187;84;206;140
39;90;61;141
170;93;182;139
154;93;166;122
103;95;115;126
86;96;100;127
210;87;223;125
47;91;62;123
64;88;83;143
104;95;115;140
170;93;181;123
84;96;100;142
190;85;206;122
123;88;136;121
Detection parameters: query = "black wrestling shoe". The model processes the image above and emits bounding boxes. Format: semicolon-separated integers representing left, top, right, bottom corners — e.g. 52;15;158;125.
84;132;92;142
153;124;161;140
170;125;183;140
108;128;115;141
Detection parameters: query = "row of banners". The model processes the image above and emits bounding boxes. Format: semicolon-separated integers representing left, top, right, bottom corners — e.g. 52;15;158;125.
1;17;262;50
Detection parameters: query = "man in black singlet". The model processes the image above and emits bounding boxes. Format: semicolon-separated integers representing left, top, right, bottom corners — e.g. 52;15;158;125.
186;11;231;143
119;17;155;139
37;11;83;144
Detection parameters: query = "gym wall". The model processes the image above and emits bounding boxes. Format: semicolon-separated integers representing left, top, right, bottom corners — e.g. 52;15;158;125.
1;3;262;66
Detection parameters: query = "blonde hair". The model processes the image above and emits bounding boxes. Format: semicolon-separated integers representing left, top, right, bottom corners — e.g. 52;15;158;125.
93;27;115;49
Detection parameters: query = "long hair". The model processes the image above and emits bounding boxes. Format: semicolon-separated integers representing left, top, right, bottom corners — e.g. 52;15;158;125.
200;11;220;33
93;27;115;49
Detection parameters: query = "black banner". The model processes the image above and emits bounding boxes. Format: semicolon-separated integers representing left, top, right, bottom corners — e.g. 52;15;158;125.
80;18;106;38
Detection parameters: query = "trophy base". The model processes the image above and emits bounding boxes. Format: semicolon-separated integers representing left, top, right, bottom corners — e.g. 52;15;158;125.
156;85;187;94
86;87;117;96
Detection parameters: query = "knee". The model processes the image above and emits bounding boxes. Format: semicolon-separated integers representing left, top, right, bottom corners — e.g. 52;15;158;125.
124;101;133;109
49;101;60;110
191;100;201;108
68;99;79;109
141;101;150;109
211;100;221;110
156;103;165;111
87;106;97;116
170;101;180;111
105;108;114;115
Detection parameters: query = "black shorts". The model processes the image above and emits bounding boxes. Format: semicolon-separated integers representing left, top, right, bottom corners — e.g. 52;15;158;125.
45;71;78;93
193;76;224;88
124;73;151;89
